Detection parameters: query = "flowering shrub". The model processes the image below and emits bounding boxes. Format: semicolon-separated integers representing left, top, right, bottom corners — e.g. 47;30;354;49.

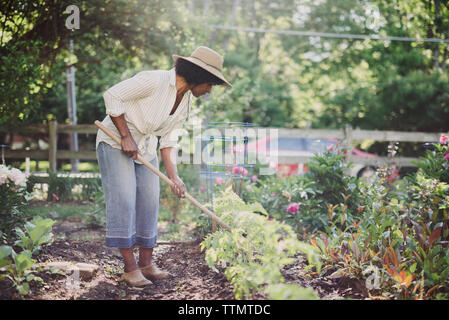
243;146;364;234
0;165;29;237
312;160;449;299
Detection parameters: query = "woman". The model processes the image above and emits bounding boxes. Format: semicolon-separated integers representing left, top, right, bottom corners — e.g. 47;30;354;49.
96;46;231;287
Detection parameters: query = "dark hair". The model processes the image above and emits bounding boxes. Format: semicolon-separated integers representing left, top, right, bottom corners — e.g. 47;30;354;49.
175;58;224;86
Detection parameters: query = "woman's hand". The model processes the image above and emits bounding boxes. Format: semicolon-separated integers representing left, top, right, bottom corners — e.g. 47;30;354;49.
169;175;186;198
121;135;139;159
110;114;139;159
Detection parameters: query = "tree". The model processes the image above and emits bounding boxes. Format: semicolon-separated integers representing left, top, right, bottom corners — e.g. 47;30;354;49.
0;0;186;127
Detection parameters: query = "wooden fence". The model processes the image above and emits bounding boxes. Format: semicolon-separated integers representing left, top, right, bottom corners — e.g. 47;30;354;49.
1;121;446;172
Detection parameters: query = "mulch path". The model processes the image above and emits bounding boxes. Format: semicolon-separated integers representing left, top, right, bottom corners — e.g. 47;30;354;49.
0;220;366;300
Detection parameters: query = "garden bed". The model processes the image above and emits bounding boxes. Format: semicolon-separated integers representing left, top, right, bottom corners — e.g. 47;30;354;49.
0;203;365;300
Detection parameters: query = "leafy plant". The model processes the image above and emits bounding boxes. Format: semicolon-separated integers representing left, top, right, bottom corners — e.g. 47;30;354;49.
265;283;319;300
14;217;55;255
0;165;29;238
200;187;321;300
27;172;102;202
0;248;44;296
84;191;107;228
412;138;449;183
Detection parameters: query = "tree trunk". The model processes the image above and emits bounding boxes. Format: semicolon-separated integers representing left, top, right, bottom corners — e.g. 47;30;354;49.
434;0;440;69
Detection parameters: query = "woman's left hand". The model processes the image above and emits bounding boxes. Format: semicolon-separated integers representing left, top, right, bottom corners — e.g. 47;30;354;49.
169;175;186;198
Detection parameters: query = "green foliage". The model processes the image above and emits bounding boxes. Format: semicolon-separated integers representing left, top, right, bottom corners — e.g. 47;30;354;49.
265;283;319;300
0;245;12;269
304;146;362;217
413;141;449;183
0;217;54;296
312;169;449;299
0;182;28;238
200;188;321;300
0;166;29;238
27;172;102;202
244;146;363;234
84;191;107;228
1;0;186;126
14;217;55;255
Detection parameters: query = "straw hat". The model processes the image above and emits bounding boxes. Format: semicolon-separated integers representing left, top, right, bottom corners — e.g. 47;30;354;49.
172;46;232;88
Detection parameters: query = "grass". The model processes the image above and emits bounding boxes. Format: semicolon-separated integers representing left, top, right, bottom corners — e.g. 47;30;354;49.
24;202;97;220
18;161;99;172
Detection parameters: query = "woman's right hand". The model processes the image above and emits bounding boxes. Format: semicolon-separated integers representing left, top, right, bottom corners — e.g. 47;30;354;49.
110;114;139;159
121;135;139;160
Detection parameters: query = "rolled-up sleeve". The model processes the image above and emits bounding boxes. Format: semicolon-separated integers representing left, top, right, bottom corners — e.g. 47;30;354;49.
103;71;160;117
159;118;185;150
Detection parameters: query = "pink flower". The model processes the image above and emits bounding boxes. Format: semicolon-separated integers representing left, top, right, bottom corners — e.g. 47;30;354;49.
327;146;333;152
52;193;59;201
232;166;242;175
286;202;300;215
215;178;224;185
445;153;449;161
245;185;252;191
440;134;448;144
200;186;206;192
267;218;273;221
232;166;248;176
251;175;258;183
343;150;348;155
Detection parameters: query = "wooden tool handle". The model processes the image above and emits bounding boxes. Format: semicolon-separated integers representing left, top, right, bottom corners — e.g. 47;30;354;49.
95;120;231;232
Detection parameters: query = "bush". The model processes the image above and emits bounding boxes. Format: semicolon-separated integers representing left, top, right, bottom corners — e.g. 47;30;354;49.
312;166;449;299
244;145;363;234
0;165;29;238
0;216;55;296
200;187;321;299
27;171;102;202
413;135;449;183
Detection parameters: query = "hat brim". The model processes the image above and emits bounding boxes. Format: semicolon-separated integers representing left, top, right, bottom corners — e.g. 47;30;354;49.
172;54;232;88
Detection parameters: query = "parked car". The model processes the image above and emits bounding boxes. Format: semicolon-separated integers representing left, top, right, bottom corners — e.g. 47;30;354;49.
242;137;378;179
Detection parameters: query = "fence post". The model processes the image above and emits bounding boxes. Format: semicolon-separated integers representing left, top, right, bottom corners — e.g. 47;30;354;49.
344;124;353;164
49;120;58;172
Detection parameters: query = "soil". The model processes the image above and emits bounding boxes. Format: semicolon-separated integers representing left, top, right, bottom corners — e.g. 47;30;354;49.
0;219;367;300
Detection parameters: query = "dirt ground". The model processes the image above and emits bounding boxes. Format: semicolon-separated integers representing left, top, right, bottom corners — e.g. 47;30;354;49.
0;219;367;300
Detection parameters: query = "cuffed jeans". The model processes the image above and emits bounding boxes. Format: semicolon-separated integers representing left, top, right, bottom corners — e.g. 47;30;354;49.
96;142;160;248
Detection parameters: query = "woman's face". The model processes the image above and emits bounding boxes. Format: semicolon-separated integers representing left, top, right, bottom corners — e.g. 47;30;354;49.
191;83;212;97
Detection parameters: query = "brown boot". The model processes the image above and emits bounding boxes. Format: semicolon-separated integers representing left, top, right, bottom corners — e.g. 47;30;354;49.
140;264;170;280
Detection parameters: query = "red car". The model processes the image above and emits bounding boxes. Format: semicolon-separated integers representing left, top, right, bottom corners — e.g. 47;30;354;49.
242;137;378;179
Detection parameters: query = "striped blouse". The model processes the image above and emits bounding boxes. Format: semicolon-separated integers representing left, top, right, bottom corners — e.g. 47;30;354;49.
96;68;191;163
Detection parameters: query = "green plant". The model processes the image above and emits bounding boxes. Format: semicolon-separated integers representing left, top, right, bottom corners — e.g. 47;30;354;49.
0;245;12;268
413;138;449;183
265;283;319;300
84;191;107;228
200;187;321;300
14;217;55;255
0;248;44;295
27;172;102;202
244;146;363;234
0;165;29;238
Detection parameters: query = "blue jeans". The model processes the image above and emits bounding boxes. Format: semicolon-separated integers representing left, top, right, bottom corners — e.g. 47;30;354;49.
96;142;160;248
